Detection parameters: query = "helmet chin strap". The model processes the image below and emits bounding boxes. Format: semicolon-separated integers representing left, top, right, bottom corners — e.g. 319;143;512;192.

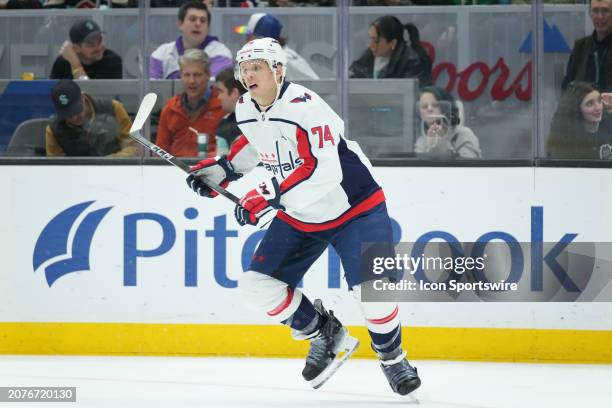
252;62;286;110
261;74;284;110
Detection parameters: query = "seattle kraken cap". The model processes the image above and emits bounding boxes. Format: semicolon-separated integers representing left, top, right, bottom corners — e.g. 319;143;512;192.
69;19;102;44
51;80;84;119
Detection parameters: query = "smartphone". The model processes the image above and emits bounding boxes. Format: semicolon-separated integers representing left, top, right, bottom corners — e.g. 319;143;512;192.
426;114;450;137
427;114;450;127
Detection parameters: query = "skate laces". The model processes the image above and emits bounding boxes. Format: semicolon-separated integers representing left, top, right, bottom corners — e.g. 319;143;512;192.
306;335;331;365
382;358;418;386
305;311;340;366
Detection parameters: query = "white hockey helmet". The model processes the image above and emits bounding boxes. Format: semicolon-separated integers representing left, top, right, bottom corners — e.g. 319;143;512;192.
234;37;287;83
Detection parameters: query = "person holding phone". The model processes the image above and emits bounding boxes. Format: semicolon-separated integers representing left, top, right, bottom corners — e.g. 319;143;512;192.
414;85;481;158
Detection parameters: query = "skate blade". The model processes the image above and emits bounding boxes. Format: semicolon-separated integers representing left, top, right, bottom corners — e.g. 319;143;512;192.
309;334;360;390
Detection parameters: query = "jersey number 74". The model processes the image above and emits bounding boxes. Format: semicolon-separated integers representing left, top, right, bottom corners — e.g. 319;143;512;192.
312;125;335;148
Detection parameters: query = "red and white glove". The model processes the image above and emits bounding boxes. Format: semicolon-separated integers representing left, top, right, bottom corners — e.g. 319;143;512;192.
234;177;284;226
239;177;284;215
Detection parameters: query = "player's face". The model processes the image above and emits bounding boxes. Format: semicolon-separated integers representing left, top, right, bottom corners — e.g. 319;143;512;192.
590;0;612;38
368;26;395;58
74;33;105;65
180;62;210;101
418;92;443;125
179;9;209;47
215;82;239;114
580;90;603;124
239;60;278;104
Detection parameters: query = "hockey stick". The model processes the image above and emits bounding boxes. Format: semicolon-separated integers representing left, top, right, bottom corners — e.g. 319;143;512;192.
129;93;275;228
128;93;240;205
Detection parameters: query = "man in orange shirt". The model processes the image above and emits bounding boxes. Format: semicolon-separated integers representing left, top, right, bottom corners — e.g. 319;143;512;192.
156;48;225;157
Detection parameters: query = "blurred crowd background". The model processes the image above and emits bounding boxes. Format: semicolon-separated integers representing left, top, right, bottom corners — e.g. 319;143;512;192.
0;0;610;162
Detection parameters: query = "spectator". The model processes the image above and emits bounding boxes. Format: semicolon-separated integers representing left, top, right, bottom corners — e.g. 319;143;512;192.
561;0;612;93
43;0;95;7
235;13;320;80
45;80;137;157
352;0;411;4
156;49;225;157
214;68;247;154
43;0;132;7
217;0;257;5
268;0;334;5
414;85;481;158
349;15;432;85
547;81;612;159
2;0;42;8
150;1;233;79
50;19;122;80
152;0;216;7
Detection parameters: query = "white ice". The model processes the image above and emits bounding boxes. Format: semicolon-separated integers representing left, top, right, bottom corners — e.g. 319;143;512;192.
1;355;611;408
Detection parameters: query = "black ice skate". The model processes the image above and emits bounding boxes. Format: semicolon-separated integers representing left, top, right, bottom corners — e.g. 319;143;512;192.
377;346;421;395
293;299;359;389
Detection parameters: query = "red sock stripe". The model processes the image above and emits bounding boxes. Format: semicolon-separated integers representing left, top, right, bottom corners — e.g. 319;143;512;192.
367;306;399;325
267;288;295;317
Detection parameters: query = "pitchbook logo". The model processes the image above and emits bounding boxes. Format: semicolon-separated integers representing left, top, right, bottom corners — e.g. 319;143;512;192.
33;201;112;286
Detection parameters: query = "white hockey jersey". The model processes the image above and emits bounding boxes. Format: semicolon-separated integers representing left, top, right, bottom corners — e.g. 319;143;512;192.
230;82;385;232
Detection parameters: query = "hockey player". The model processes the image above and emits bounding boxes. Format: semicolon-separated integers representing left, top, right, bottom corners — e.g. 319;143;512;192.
185;37;421;395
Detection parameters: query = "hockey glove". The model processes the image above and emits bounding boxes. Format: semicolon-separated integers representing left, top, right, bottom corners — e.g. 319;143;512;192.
234;204;258;226
239;177;284;215
186;156;242;197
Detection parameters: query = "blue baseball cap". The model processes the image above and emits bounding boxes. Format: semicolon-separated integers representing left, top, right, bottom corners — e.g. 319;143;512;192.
234;13;283;41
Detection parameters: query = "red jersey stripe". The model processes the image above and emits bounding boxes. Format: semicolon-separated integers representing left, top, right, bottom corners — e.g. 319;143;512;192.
276;189;385;232
278;126;316;194
227;134;250;161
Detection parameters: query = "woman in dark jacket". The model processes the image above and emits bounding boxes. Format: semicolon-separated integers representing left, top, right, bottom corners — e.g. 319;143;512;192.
547;81;612;160
349;15;432;86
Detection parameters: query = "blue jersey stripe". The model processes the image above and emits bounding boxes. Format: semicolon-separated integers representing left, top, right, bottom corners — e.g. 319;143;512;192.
268;118;308;134
337;138;380;206
237;119;258;126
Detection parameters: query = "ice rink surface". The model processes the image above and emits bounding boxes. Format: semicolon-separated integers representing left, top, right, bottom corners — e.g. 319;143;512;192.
1;355;611;408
